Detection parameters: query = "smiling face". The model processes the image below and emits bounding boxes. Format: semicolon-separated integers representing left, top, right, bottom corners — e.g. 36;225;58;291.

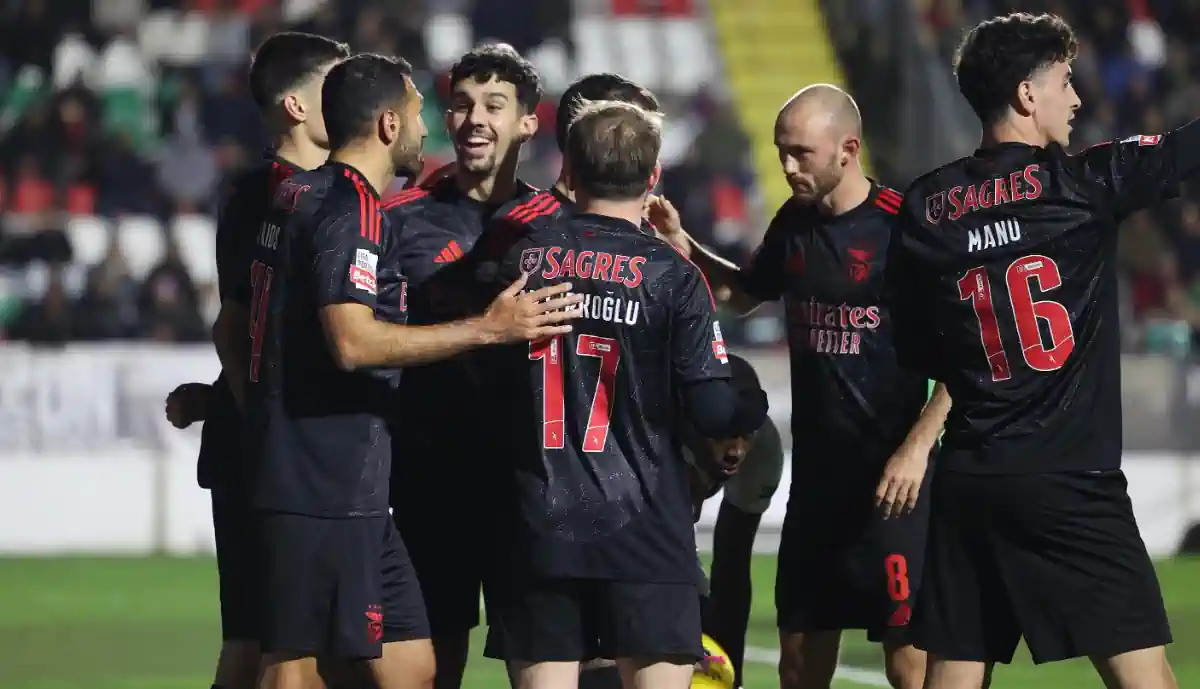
445;76;536;176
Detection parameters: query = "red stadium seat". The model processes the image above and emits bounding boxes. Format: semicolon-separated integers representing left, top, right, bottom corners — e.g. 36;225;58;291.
659;0;694;16
66;184;96;215
610;0;647;16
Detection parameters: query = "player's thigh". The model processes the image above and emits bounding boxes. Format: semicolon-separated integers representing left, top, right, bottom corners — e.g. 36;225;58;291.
212;490;261;643
378;517;432;644
994;470;1172;664
865;478;932;645
615;658;693;689
256;512;340;659
911;471;1021;664
370;638;437;689
494;577;591;663
595;581;703;664
777;629;842;688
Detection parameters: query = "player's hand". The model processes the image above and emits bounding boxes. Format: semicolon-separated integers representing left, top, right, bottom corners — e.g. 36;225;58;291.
875;445;929;519
165;382;212;429
645;195;692;258
482;272;584;343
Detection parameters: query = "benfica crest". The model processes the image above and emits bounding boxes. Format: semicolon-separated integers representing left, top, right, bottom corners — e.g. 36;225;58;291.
925;191;946;225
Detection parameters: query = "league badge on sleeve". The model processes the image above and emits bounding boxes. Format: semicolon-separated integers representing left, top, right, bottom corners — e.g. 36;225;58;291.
350;248;378;295
712;322;729;364
1121;134;1161;146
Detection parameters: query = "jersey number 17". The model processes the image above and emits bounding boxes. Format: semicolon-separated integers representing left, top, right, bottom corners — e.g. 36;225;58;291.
248;260;274;383
529;335;621;452
958;254;1076;382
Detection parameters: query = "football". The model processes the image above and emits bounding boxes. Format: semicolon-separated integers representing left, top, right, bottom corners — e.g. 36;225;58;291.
693;634;737;689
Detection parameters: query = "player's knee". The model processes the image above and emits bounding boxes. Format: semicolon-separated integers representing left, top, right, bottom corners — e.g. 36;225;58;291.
215;640;261;689
884;644;926;689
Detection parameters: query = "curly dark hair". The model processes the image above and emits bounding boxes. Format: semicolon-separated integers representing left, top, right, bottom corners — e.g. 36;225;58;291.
448;44;542;112
555;74;660;152
954;13;1078;125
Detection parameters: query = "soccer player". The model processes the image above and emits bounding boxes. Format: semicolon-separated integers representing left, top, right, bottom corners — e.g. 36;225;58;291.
888;13;1190;689
477;99;768;689
691;354;784;689
215;53;583;689
379;45;547;689
164;31;349;689
654;84;950;689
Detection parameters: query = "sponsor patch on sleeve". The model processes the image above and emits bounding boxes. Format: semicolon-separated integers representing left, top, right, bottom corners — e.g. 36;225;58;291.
712;322;729;364
1120;134;1162;146
350;248;378;295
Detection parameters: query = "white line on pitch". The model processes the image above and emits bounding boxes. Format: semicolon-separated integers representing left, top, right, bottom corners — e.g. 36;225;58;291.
743;646;891;687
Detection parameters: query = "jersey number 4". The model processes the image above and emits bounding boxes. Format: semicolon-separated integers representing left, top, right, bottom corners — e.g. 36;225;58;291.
248;260;274;383
958;254;1075;382
529;335;620;452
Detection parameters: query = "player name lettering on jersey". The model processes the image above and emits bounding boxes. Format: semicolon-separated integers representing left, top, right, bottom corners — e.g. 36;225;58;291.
787;298;881;356
538;247;646;288
967;218;1023;253
257;221;281;251
936;164;1044;223
570;291;641;326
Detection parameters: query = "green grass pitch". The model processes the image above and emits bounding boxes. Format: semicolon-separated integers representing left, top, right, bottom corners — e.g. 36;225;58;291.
0;555;1197;688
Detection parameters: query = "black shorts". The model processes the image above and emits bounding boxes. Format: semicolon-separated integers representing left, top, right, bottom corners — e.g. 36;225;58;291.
392;480;508;636
776;463;931;644
257;513;430;659
212;488;259;641
914;469;1172;664
489;578;703;663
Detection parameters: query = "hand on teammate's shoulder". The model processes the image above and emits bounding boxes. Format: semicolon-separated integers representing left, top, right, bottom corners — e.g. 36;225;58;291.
645;194;692;258
480;272;584;343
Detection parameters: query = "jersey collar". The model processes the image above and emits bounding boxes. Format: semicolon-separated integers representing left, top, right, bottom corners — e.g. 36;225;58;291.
327;161;380;199
574;212;642;234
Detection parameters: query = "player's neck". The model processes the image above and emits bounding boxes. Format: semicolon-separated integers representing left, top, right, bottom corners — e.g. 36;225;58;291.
553;177;574;202
817;170;872;217
329;144;393;197
982;119;1050;149
575;195;643;227
455;157;520;203
273;133;328;171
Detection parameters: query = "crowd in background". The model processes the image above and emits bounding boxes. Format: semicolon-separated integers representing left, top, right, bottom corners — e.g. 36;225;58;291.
0;0;756;344
5;0;1200;353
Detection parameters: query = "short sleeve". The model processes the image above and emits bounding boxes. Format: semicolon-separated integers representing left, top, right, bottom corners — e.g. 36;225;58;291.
672;260;732;383
884;200;935;378
1075;129;1185;220
310;210;383;309
736;207;791;301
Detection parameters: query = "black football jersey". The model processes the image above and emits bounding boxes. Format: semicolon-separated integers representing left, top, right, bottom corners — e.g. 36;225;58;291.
237;161;407;516
890;133;1193;473
380;178;546;500
740;184;928;463
198;153;300;491
480;209;731;582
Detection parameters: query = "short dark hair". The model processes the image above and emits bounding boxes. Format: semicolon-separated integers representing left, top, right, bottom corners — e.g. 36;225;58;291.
448;43;542;112
248;32;350;112
566;101;661;200
322;53;414;151
556;74;660;152
954;13;1078;125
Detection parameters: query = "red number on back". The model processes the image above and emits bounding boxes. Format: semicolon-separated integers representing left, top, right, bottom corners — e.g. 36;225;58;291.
884;554;910;601
528;335;622;452
248;260;274;383
958;255;1075;382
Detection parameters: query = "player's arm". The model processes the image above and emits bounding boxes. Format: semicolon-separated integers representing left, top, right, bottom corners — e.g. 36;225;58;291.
671;263;769;438
1077;118;1200;219
648;196;786;316
313;214;582;370
208;178;256;408
212;301;250;407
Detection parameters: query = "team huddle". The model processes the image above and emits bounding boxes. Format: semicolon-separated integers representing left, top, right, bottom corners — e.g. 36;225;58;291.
165;9;1194;689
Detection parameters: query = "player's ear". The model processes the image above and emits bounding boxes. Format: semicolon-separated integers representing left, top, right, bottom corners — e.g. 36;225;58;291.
562;157;577;192
517;111;539;143
379;109;399;146
443;107;455;140
842;136;860;162
1014;80;1036;116
648;162;663;191
282;93;306;124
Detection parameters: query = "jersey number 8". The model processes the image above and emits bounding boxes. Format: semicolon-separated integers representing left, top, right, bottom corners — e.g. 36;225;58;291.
958;254;1076;382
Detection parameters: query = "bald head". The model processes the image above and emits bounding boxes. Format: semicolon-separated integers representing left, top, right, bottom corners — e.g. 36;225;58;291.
777;83;862;138
774;84;864;203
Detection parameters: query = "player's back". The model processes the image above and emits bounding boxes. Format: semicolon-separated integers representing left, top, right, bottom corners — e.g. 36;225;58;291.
894;138;1179;473
243;162;399;517
201;154;300;491
493;211;725;581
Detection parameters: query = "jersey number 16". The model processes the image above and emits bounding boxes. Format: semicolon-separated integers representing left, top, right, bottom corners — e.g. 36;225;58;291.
529;335;621;453
958;254;1076;382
